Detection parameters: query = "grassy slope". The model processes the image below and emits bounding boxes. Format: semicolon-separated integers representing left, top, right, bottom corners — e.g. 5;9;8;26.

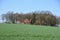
0;24;60;40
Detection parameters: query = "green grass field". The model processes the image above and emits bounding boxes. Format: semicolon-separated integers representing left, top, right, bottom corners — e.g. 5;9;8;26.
0;24;60;40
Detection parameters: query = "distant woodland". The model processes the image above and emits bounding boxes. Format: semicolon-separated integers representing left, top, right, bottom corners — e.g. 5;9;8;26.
1;11;60;26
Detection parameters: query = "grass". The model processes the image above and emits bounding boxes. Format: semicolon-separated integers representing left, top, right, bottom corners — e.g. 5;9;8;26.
0;24;60;40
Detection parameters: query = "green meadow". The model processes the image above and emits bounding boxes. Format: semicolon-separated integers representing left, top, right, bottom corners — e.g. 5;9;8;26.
0;24;60;40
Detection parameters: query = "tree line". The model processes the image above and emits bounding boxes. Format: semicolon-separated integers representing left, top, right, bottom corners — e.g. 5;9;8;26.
1;11;60;26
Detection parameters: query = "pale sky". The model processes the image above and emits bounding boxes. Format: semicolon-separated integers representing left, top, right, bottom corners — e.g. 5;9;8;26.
0;0;60;22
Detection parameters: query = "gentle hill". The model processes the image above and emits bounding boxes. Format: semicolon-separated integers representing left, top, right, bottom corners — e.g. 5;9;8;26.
0;24;60;40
